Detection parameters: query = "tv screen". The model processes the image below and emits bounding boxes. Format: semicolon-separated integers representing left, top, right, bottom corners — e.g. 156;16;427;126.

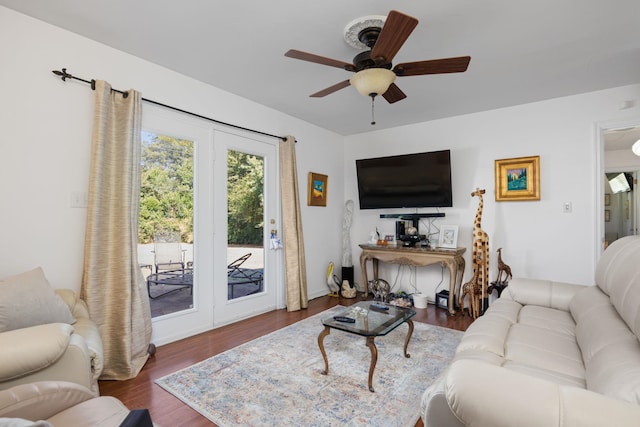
356;150;453;209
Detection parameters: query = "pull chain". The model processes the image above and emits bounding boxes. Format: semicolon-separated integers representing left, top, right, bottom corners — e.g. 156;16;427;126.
370;94;376;125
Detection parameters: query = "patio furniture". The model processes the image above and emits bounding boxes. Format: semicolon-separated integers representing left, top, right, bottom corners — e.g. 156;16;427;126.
227;253;263;299
147;268;193;299
153;231;186;273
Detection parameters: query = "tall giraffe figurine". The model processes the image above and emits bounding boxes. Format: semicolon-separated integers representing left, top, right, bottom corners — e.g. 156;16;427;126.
470;188;489;315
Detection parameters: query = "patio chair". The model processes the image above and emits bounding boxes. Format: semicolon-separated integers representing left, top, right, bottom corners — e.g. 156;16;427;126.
153;231;186;273
227;253;252;276
227;253;263;299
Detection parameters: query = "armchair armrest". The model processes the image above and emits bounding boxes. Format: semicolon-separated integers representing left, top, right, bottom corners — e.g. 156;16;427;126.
446;360;640;427
501;277;586;311
0;324;73;381
55;289;104;381
0;324;93;393
0;381;94;420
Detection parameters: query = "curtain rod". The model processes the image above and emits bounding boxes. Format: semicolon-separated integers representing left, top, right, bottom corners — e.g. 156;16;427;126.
52;68;289;142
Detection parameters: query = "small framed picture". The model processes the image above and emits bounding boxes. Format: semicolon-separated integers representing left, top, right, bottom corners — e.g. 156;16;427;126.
494;155;540;201
438;225;459;249
307;172;328;207
605;193;611;206
605;209;611;222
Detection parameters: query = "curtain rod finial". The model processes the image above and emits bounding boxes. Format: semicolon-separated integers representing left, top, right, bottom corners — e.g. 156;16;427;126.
52;68;73;82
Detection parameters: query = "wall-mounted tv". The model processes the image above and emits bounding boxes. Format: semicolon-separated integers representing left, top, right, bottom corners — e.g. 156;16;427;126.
356;149;453;209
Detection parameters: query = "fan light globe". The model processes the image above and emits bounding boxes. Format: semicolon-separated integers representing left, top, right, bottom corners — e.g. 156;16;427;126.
350;68;396;97
633;139;640;156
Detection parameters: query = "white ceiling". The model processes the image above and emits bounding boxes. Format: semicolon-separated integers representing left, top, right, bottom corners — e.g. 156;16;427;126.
2;0;640;136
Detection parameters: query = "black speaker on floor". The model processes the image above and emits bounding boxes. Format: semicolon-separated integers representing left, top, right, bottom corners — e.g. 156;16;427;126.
341;266;354;288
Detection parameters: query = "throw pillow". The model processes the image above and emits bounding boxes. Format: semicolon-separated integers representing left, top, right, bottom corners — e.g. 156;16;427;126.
0;267;76;333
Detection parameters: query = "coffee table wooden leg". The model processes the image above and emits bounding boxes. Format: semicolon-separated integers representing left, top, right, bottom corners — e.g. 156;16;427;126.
365;336;378;392
403;319;414;358
317;326;331;375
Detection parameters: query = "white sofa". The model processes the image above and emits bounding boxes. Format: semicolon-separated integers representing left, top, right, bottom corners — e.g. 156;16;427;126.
0;268;103;396
421;235;640;427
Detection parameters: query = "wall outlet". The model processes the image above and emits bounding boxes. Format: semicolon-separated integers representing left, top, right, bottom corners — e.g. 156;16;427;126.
70;191;88;208
563;201;572;213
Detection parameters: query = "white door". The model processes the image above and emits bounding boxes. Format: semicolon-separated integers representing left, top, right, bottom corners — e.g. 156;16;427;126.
142;104;215;346
213;130;283;326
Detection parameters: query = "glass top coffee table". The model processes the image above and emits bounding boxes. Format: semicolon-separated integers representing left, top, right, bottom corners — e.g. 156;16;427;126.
318;301;416;392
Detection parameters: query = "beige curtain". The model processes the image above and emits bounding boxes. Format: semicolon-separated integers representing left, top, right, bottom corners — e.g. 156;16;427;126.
81;80;152;380
279;136;308;311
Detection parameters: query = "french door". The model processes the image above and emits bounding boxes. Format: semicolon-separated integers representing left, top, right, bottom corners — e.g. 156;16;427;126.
142;104;282;344
142;104;215;345
213;130;282;326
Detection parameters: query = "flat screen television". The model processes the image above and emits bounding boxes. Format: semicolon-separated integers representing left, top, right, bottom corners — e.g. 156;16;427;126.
356;149;453;209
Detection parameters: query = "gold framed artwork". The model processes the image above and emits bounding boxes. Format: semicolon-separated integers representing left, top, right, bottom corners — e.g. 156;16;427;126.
494;155;540;201
605;209;611;222
307;172;328;207
604;193;611;206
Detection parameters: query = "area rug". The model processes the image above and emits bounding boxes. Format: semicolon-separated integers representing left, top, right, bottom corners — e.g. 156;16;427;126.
155;306;462;426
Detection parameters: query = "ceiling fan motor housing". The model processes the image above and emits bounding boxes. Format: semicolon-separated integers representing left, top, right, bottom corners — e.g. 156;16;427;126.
353;50;392;71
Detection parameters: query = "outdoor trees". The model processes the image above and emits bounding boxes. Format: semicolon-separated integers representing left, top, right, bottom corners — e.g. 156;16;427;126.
227;150;264;245
139;133;194;244
139;133;264;246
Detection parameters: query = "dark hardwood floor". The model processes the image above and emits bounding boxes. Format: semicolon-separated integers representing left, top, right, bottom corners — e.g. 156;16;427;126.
99;294;473;426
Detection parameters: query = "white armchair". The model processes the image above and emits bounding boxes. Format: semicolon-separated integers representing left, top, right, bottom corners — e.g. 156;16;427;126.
0;268;103;395
0;381;145;427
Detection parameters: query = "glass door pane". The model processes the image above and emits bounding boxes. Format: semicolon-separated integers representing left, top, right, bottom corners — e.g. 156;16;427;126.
139;131;194;317
227;150;264;300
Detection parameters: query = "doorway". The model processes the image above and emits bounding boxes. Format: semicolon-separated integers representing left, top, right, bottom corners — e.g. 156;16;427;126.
142;103;215;346
213;131;282;326
600;126;640;250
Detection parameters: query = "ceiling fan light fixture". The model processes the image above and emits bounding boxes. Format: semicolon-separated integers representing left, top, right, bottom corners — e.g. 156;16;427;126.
349;68;396;97
633;139;640;156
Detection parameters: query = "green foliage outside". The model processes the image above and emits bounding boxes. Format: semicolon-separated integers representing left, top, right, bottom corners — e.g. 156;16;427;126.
138;133;264;246
227;150;264;245
139;132;194;244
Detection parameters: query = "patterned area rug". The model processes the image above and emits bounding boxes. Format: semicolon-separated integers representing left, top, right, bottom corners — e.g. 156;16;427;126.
155;306;462;426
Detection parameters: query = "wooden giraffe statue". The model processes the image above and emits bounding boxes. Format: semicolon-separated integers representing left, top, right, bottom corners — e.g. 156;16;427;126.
496;248;513;283
470;188;489;314
460;256;483;319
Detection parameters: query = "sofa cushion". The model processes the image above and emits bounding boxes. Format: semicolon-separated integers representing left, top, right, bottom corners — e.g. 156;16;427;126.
0;268;76;333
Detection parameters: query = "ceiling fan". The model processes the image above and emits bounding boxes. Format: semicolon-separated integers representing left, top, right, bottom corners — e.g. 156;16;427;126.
285;10;471;105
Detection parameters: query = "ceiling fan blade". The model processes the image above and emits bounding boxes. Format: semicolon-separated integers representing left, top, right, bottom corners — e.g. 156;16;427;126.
285;49;355;71
370;10;418;64
310;80;351;97
394;56;471;76
382;83;407;104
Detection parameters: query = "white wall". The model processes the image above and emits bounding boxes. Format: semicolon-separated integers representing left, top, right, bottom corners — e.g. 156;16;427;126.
0;7;344;300
3;5;640;309
345;85;640;300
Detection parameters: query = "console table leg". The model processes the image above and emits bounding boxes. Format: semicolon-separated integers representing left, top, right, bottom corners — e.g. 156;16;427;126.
366;336;378;392
317;326;331;375
403;319;414;358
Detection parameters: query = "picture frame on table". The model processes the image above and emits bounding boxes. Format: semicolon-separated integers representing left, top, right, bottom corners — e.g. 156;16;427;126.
494;155;540;201
438;225;459;249
307;172;328;207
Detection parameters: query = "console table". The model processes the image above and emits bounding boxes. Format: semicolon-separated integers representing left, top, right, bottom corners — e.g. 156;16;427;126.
359;244;466;315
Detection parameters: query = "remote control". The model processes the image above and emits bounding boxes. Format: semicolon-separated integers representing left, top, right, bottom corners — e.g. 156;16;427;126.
370;303;389;311
333;316;356;323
